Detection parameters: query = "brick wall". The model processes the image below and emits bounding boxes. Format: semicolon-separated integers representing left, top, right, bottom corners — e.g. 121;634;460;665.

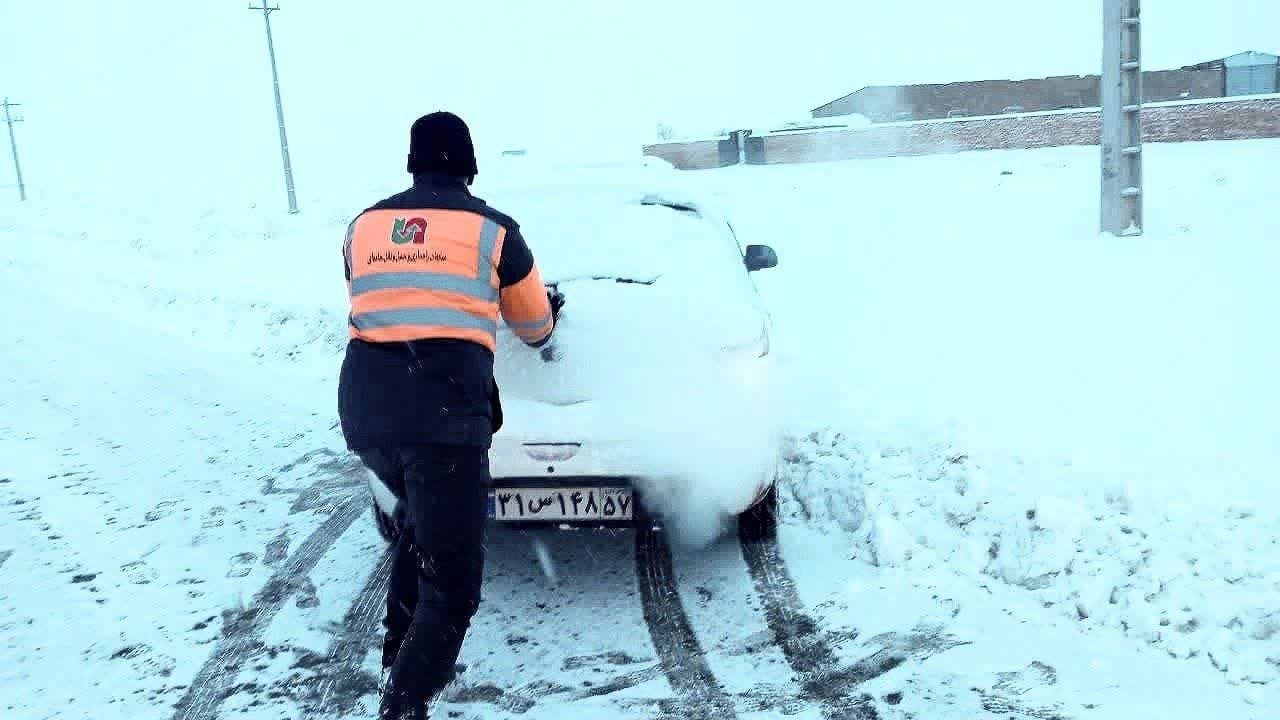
641;138;734;171
900;76;1100;119
1145;69;1224;103
645;97;1280;169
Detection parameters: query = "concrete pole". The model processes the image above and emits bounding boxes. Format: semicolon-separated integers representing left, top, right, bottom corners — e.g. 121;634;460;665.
1101;0;1143;236
2;98;26;202
250;3;298;214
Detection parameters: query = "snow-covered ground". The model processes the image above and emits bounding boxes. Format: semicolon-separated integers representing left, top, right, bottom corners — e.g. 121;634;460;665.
1;139;1276;718
703;140;1280;706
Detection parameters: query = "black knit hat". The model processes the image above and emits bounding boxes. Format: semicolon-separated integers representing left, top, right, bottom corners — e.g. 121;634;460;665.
407;112;478;177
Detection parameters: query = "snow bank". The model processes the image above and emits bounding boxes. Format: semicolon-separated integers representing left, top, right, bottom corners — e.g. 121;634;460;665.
780;429;1280;704
1;195;354;387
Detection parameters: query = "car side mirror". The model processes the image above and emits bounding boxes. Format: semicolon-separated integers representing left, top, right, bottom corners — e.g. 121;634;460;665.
744;245;778;272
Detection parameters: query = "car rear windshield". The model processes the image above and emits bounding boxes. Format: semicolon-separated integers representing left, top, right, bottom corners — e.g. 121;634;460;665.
498;192;744;289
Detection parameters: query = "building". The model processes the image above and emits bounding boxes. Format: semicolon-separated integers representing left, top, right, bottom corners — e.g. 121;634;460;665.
813;52;1279;123
1184;51;1280;96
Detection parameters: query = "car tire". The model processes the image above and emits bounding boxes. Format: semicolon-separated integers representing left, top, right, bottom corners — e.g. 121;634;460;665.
737;484;778;543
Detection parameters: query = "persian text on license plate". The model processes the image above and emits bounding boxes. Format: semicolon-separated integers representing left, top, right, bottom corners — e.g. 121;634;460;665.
489;487;634;522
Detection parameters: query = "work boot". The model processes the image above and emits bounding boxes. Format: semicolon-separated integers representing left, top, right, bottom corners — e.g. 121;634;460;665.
382;631;405;670
379;689;427;720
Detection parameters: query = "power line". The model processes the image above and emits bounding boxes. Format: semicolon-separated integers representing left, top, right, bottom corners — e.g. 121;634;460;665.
249;3;298;214
2;98;25;202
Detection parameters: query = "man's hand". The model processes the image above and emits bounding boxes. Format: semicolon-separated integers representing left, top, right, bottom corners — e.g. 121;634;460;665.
547;286;566;323
540;285;565;363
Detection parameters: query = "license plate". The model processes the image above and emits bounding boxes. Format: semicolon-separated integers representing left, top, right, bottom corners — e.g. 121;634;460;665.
488;487;634;522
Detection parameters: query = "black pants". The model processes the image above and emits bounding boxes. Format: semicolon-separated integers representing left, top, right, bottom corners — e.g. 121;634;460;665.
357;444;489;716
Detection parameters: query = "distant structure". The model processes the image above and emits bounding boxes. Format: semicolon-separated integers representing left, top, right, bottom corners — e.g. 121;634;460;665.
1184;51;1280;96
813;51;1280;122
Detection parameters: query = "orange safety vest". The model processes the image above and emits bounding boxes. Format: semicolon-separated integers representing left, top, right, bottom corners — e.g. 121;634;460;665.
346;209;553;352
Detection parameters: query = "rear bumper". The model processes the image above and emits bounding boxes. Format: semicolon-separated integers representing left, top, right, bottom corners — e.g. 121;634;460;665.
489;435;778;526
369;470;777;534
488;348;779;526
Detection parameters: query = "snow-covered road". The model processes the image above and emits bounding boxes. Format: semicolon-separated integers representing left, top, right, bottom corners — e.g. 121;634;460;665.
141;463;1263;720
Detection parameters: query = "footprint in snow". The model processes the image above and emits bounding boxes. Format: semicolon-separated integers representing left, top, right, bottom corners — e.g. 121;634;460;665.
202;506;227;529
263;531;290;566
122;560;158;585
974;661;1066;720
145;499;180;523
560;651;647;671
295;578;320;609
727;629;778;657
110;643;151;661
227;552;259;578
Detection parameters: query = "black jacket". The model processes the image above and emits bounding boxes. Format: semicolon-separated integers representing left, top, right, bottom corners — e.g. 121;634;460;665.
338;174;539;450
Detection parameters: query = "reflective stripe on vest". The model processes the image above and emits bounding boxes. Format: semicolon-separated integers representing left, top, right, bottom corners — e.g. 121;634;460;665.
349;272;497;301
352;308;498;335
347;209;505;350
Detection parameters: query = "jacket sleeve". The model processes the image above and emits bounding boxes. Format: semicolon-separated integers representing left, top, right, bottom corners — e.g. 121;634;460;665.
343;218;358;283
496;225;554;347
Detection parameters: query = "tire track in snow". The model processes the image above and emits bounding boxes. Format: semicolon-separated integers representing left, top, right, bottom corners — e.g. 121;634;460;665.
171;492;365;720
738;529;881;720
310;528;667;718
635;525;738;720
305;547;394;717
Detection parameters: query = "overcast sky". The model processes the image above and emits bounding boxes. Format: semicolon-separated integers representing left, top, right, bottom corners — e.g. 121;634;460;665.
1;1;1276;204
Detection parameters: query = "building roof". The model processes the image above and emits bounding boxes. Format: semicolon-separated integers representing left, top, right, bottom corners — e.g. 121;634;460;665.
1223;51;1280;67
811;90;860;115
810;76;1095;115
818;53;1279;112
1185;51;1279;70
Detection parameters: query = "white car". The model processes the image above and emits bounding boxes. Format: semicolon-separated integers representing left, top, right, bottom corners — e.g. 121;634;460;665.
370;184;781;541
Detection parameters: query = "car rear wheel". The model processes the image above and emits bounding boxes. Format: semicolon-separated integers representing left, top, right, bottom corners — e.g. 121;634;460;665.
737;484;778;543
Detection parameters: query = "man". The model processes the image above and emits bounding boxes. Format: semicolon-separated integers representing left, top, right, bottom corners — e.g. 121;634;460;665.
338;111;563;720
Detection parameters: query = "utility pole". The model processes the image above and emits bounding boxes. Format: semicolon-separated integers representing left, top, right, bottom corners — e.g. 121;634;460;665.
1101;0;1143;236
249;3;298;214
2;98;25;202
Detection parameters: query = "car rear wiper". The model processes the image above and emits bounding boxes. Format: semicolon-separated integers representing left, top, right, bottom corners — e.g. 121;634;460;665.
639;195;700;214
549;275;660;287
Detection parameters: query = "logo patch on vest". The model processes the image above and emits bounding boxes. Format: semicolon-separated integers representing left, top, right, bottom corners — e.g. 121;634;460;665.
391;217;429;245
